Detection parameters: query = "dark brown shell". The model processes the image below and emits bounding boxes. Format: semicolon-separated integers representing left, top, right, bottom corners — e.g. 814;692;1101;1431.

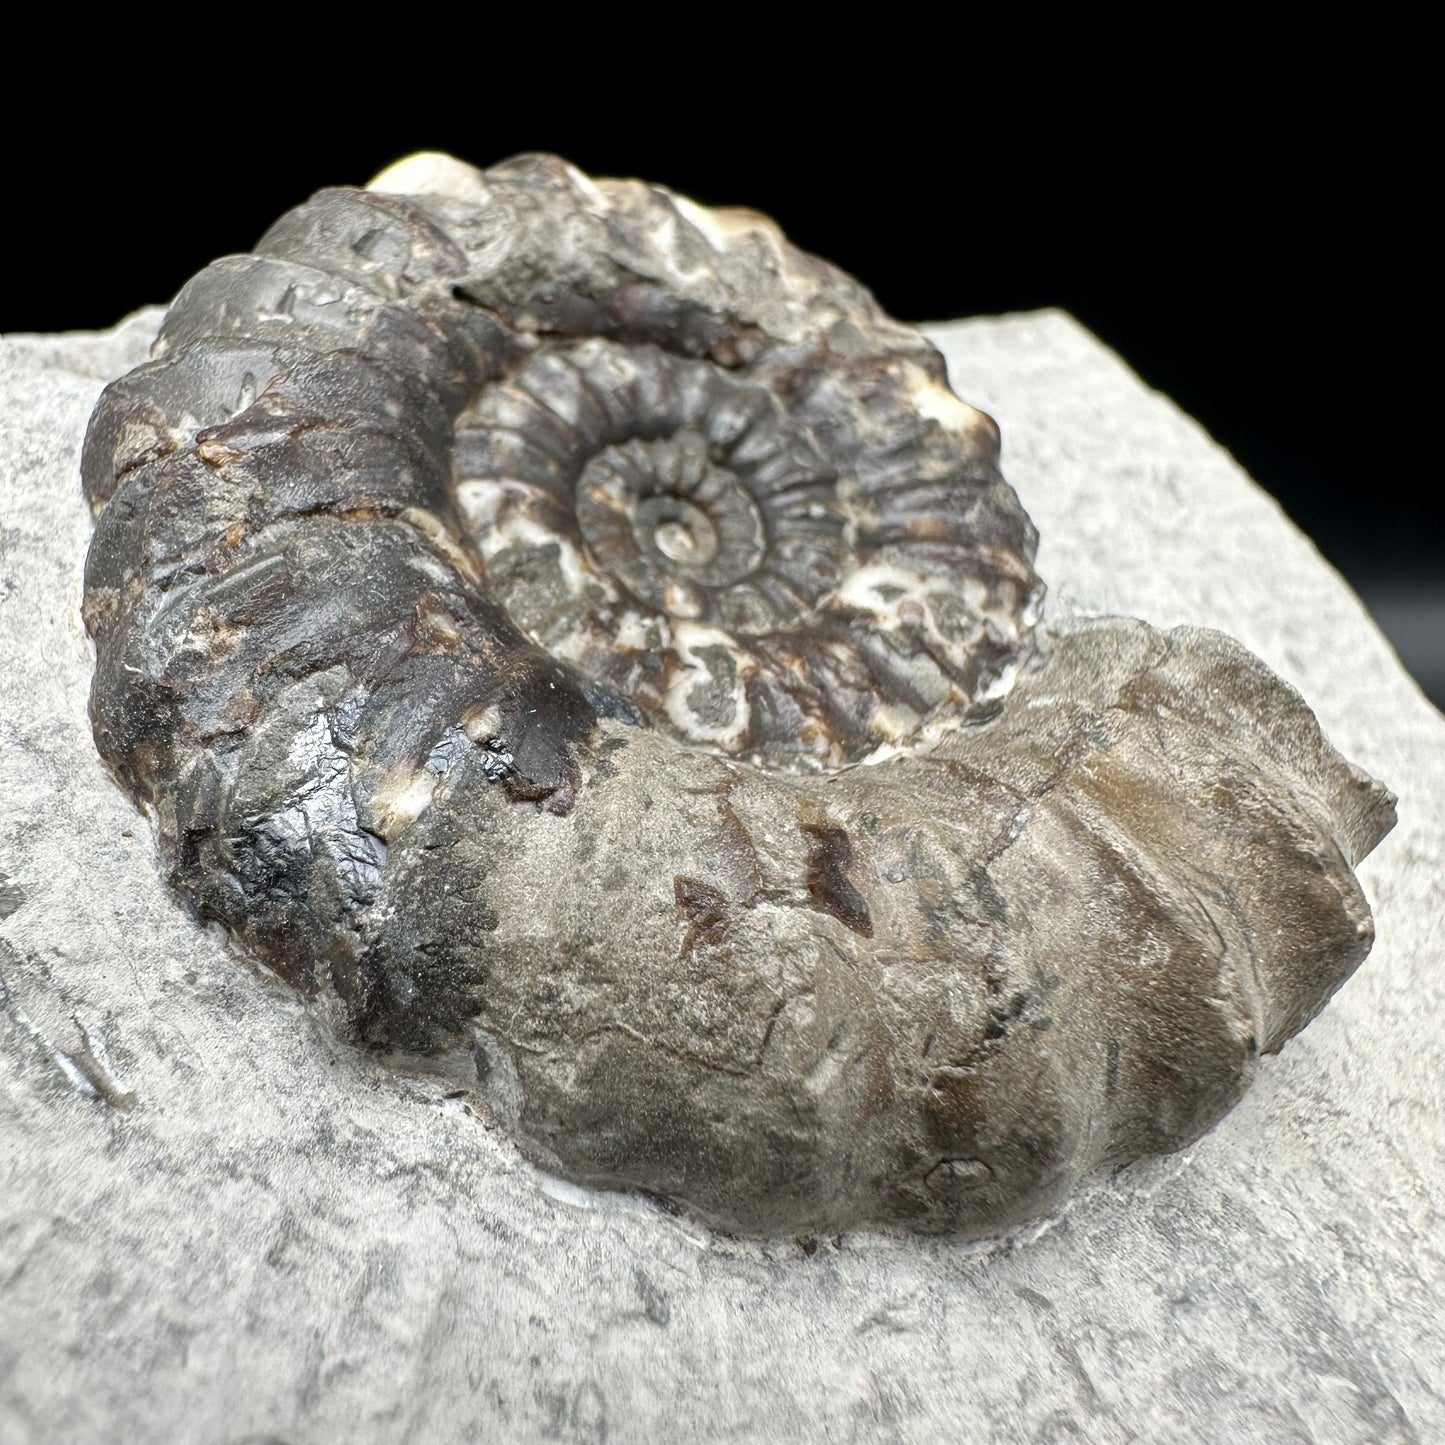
80;151;1394;1237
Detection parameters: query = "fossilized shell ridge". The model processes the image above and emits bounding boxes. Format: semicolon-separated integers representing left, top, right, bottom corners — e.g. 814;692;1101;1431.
79;150;1394;1238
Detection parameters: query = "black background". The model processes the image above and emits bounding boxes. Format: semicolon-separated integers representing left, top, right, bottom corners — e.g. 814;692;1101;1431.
6;66;1435;702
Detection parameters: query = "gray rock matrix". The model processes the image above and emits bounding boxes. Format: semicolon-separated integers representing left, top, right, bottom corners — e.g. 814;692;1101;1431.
2;307;1441;1442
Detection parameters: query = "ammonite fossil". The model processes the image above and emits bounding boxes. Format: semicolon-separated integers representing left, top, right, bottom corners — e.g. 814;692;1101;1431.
81;151;1395;1237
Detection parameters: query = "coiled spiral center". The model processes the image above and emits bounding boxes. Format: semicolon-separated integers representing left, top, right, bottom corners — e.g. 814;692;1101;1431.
575;431;768;621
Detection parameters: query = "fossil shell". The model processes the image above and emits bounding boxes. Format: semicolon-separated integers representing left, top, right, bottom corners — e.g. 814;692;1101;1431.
80;151;1395;1237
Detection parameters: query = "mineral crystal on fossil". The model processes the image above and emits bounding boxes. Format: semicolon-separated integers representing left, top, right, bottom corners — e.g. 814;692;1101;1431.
80;150;1395;1237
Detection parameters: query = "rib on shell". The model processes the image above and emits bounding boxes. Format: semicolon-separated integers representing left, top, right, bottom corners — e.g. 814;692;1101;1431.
80;151;1396;1238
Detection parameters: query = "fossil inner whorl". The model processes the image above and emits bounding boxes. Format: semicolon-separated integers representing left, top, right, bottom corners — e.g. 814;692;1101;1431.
576;433;773;608
454;333;1033;768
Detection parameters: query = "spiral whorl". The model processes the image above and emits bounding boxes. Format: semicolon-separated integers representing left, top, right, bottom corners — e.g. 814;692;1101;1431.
453;329;1036;766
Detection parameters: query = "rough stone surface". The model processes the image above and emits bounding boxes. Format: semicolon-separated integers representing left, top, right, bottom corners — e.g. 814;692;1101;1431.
2;307;1441;1443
